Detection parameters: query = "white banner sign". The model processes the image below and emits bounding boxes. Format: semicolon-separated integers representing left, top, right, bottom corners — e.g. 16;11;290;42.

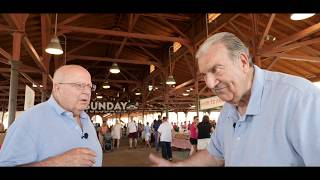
200;96;224;110
24;85;35;111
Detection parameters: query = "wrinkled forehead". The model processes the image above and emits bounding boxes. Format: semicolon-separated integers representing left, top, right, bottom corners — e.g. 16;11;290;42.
61;67;92;83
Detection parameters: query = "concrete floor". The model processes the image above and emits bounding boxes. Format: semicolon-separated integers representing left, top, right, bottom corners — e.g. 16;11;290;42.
102;137;190;166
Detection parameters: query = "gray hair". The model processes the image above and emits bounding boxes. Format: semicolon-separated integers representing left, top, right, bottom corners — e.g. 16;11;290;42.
196;32;252;65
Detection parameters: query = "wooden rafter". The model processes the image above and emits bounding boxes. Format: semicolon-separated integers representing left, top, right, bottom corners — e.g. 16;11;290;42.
0;47;12;60
262;52;320;63
67;55;161;68
22;36;47;73
258;14;276;49
115;14;140;59
264;37;320;54
58;14;86;26
59;25;192;45
157;17;190;39
184;55;194;78
261;21;320;53
68;36;160;48
266;57;279;70
139;14;191;21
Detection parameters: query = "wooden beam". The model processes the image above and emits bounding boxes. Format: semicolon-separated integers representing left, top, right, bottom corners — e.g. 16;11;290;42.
262;52;320;63
266;57;279;70
22;36;47;72
264;37;320;54
195;14;240;47
0;58;9;65
68;36;160;48
158;17;190;39
261;21;320;53
0;23;15;32
258;14;276;49
93;79;138;84
68;35;105;56
119;67;138;81
67;54;161;67
0;47;12;60
228;21;248;43
59;25;192;45
169;79;194;94
139;14;191;21
12;32;23;60
58;14;86;26
184;55;194;78
2;14;29;31
20;72;41;87
138;46;161;64
115;14;140;59
40;14;51;71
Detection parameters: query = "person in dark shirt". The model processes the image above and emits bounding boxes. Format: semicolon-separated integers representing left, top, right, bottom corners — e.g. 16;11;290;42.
153;116;162;151
197;115;213;150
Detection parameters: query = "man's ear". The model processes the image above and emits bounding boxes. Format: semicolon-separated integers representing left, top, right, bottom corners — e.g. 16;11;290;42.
239;53;250;73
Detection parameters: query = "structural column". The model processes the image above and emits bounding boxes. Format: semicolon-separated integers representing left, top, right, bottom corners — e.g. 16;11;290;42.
8;60;22;126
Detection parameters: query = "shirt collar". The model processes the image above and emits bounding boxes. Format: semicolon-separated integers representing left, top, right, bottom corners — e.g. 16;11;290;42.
245;65;265;116
48;95;88;120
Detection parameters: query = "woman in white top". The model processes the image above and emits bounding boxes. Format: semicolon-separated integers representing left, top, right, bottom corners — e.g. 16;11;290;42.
112;120;122;149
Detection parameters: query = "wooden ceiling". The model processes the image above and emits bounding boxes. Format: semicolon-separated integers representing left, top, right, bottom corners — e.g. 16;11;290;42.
0;13;320;112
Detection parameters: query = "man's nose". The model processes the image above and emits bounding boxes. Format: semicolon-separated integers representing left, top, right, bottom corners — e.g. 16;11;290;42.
205;73;219;89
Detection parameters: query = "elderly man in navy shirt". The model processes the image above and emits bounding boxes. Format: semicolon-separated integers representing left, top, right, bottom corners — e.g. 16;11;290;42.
0;65;102;166
149;32;320;166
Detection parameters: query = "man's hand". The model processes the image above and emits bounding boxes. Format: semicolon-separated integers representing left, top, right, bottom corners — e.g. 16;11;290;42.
53;148;97;166
149;153;177;167
27;147;97;167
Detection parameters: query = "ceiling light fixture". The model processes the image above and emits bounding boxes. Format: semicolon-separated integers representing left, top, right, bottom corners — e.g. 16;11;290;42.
182;92;189;96
102;81;110;89
290;13;315;20
166;46;176;85
45;14;63;55
109;63;120;74
148;85;153;91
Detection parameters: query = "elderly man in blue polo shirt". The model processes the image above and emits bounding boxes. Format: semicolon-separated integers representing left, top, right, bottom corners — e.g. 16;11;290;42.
0;65;102;166
150;32;320;166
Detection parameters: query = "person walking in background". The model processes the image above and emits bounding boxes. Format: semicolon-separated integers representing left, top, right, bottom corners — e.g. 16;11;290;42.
189;116;199;156
197;115;213;151
152;116;162;151
99;120;109;150
144;122;151;149
112;120;122;150
157;117;173;161
127;117;138;149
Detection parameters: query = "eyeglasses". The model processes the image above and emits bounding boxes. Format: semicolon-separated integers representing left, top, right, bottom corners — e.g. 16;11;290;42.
58;82;96;92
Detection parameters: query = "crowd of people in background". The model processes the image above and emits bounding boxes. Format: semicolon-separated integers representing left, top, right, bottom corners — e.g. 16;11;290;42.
93;114;216;162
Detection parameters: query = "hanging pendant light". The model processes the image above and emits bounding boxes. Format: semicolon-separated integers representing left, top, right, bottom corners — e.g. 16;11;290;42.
166;75;176;85
166;46;176;85
102;81;110;89
45;14;63;55
109;63;120;74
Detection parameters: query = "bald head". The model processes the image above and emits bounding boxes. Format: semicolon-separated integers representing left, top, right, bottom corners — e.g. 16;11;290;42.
51;65;92;116
53;65;91;84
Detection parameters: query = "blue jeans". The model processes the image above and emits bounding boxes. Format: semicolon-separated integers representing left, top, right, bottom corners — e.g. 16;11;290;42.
160;141;172;160
154;131;159;151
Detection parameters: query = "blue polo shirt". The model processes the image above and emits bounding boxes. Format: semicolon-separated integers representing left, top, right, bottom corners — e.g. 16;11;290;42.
0;96;102;166
208;65;320;166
